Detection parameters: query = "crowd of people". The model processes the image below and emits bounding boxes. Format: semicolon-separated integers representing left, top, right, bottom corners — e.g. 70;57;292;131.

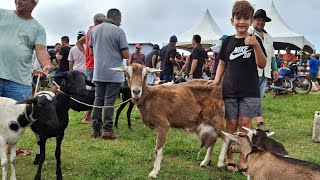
1;0;319;177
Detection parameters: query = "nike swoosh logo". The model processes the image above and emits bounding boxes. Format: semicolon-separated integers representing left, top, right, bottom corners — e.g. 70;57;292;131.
229;49;252;60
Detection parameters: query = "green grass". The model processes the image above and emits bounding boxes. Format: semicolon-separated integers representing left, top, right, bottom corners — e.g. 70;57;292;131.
11;93;320;179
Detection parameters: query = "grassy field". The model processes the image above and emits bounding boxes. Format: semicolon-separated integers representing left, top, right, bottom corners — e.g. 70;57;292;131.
12;92;320;179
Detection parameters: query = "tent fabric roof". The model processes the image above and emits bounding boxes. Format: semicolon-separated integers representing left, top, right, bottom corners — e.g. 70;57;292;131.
175;9;222;51
265;0;314;52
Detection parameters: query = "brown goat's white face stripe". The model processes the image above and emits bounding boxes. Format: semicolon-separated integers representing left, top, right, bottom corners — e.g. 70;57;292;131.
142;67;148;81
127;66;133;78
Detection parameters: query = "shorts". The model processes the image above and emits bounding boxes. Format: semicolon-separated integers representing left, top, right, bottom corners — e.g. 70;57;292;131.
309;73;317;82
224;97;262;120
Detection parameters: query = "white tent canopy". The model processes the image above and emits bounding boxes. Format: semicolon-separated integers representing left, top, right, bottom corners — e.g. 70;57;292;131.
265;0;314;53
175;9;222;51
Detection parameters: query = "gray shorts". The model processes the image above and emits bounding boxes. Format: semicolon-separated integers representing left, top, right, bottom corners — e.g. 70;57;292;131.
86;68;94;82
224;97;262;120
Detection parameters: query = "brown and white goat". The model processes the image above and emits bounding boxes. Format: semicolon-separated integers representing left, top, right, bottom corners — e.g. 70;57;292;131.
222;131;320;180
112;63;229;178
242;127;289;157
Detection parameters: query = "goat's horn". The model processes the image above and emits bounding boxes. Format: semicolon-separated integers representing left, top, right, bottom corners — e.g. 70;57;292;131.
242;126;256;135
221;131;239;142
146;67;162;73
110;67;126;72
266;132;275;137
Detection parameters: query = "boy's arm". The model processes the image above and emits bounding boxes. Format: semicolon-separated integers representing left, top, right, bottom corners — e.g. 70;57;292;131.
245;33;266;68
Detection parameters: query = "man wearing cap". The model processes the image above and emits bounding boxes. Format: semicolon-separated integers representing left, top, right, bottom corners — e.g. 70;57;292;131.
0;0;52;101
205;34;228;80
129;44;145;65
68;31;86;73
252;9;279;131
159;35;179;82
76;13;105;124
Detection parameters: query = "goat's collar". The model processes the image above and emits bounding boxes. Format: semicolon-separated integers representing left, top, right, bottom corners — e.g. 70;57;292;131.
24;103;36;123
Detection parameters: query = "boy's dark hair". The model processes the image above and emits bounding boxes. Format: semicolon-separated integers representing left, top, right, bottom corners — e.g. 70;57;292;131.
232;0;254;19
193;35;201;44
54;43;61;47
61;36;69;43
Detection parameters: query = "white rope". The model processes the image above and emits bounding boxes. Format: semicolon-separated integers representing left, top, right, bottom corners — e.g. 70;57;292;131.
34;70;132;109
34;74;41;97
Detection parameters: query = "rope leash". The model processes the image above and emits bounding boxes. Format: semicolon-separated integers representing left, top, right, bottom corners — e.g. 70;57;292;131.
34;70;132;109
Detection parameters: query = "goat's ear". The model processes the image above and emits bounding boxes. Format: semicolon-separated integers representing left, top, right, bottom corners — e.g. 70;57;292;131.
110;67;126;72
221;131;239;143
85;79;95;87
16;97;38;105
266;132;275;137
146;67;162;73
53;72;68;79
242;126;256;135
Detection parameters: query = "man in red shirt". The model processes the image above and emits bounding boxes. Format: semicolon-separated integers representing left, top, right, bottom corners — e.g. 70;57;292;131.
76;13;105;124
129;44;145;65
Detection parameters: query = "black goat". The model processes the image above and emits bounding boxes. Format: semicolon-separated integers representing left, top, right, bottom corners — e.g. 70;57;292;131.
31;71;95;180
114;83;134;129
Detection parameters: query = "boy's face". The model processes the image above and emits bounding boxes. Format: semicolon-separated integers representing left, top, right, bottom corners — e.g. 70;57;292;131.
231;15;253;34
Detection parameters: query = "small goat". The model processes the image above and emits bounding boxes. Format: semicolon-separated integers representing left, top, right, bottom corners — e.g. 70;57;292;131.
112;64;229;178
114;82;134;129
222;131;320;180
0;92;58;180
31;71;94;180
242;126;289;157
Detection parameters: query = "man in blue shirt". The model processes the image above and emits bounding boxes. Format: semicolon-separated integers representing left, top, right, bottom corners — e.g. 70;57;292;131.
309;54;320;91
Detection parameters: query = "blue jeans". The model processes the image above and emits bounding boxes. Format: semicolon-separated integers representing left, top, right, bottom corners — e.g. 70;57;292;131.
0;78;32;101
163;75;173;83
259;77;267;99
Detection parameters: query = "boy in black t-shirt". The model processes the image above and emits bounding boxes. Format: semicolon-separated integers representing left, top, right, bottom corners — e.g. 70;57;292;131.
207;1;266;175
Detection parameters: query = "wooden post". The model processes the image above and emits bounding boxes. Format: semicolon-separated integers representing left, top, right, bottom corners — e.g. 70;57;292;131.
313;111;320;142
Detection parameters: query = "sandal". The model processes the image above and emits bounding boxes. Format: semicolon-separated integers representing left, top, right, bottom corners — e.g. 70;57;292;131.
16;149;32;156
225;163;238;172
238;167;248;176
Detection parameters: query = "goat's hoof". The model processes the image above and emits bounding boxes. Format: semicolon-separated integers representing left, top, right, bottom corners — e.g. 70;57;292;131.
217;161;225;168
200;161;208;167
148;170;158;179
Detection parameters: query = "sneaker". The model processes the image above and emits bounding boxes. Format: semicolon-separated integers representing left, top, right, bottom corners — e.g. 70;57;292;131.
101;132;117;140
257;122;269;132
92;131;101;138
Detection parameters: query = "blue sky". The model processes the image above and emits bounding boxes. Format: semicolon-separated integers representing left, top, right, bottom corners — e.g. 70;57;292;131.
1;0;319;51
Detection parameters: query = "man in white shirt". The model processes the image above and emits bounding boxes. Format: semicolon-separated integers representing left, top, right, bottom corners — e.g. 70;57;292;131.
68;30;86;73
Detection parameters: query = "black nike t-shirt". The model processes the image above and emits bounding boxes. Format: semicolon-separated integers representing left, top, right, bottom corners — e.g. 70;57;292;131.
220;35;266;98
